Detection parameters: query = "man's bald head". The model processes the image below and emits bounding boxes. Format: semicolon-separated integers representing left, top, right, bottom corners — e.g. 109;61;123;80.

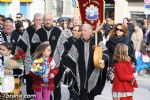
43;13;53;20
43;13;53;28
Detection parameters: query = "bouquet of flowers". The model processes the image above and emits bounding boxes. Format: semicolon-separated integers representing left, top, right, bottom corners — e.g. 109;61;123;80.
32;58;49;83
13;49;26;69
32;58;43;75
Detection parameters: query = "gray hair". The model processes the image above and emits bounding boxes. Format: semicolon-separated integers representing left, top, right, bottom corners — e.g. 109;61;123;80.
82;24;93;33
33;13;42;19
4;20;13;26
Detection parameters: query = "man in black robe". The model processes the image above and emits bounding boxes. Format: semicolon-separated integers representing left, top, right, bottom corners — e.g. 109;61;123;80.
22;13;43;98
63;24;109;100
32;13;68;100
62;25;82;100
32;13;61;57
1;20;27;54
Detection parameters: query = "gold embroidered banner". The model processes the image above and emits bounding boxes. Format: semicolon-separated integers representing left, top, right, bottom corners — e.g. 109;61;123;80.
78;0;105;29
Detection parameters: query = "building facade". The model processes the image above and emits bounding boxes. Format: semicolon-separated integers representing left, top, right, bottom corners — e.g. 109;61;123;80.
115;0;145;23
0;0;148;23
0;0;45;21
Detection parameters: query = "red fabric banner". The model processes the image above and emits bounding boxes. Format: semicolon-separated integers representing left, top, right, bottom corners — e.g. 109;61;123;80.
78;0;104;29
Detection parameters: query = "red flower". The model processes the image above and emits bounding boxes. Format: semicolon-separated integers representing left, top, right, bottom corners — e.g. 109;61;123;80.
14;49;26;62
13;49;26;69
39;63;42;66
18;49;24;55
22;53;26;58
14;54;20;60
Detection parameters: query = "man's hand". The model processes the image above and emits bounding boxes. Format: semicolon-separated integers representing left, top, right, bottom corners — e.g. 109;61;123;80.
65;68;71;73
99;60;105;68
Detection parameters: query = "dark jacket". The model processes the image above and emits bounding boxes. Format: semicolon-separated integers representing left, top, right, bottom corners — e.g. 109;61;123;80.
32;26;61;57
26;25;36;55
1;31;27;54
103;23;114;38
106;36;135;67
146;31;150;45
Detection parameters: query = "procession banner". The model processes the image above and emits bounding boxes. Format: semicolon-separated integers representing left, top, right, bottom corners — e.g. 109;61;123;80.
78;0;105;29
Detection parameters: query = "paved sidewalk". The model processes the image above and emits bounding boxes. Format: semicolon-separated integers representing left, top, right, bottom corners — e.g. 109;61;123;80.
136;75;150;91
136;75;150;82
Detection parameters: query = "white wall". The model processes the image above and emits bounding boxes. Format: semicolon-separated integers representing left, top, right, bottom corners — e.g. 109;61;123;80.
7;0;81;20
114;1;146;23
30;0;45;21
128;2;145;18
63;0;72;17
71;0;80;17
9;0;20;21
114;0;128;23
8;0;45;21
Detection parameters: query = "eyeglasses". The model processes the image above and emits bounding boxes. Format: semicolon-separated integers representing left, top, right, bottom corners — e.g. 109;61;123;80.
116;28;125;33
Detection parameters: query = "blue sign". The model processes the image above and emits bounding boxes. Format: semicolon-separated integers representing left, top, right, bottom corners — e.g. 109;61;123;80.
72;0;77;8
144;4;150;14
144;4;150;9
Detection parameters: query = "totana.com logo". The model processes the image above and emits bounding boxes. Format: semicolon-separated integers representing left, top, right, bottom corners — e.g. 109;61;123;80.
1;94;36;99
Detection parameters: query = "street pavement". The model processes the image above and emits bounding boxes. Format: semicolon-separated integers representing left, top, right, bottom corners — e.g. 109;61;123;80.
22;76;150;100
61;76;150;100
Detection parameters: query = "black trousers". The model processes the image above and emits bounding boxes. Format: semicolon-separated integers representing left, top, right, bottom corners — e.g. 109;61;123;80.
52;64;66;100
79;90;94;100
26;74;34;95
68;75;79;100
69;89;79;100
53;85;61;100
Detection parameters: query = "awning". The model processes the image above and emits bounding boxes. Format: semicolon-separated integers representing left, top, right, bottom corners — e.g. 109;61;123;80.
0;0;12;2
20;0;32;2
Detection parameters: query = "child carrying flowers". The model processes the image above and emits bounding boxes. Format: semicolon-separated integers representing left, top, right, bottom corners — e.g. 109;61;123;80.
30;41;59;100
0;42;15;93
0;42;24;99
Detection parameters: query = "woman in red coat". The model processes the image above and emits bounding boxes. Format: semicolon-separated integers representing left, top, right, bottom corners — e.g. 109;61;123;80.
30;41;59;100
112;43;138;100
